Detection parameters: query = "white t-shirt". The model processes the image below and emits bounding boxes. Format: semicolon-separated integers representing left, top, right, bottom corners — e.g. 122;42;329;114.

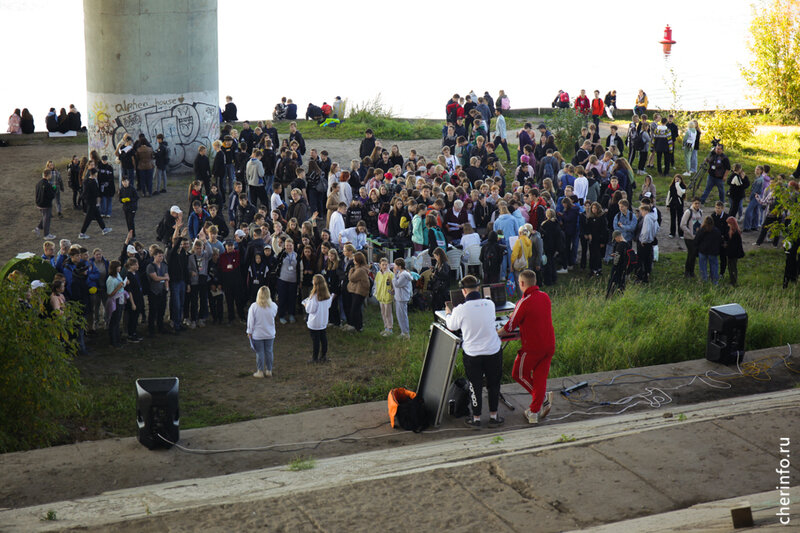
445;296;501;356
329;211;346;244
574;176;589;202
271;192;284;212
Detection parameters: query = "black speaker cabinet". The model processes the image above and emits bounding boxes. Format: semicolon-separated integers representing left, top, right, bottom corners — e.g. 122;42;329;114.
136;377;180;449
706;304;747;365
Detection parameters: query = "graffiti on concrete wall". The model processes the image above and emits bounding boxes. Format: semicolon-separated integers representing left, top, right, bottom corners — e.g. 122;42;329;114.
88;91;220;172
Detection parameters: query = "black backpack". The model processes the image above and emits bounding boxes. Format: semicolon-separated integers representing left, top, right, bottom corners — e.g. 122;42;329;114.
447;378;471;418
396;395;428;433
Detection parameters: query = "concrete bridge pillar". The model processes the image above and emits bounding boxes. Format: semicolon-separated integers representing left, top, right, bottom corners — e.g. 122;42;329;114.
83;0;219;172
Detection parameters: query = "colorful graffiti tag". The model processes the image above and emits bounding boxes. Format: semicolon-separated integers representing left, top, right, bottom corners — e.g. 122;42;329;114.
87;92;220;172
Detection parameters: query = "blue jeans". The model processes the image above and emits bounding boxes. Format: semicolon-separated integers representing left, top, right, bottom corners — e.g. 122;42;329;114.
100;196;113;217
743;200;762;231
170;280;186;328
225;163;235;192
264;174;274;199
155;168;168;191
698;253;719;285
252;337;274;372
700;175;725;205
139;168;155;195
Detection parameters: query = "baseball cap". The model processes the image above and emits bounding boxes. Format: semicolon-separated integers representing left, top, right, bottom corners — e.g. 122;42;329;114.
224;239;235;246
170;205;182;214
126;245;137;254
30;280;46;290
235;229;246;238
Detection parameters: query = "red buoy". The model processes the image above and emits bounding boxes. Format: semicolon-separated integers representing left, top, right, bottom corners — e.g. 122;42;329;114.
660;25;676;44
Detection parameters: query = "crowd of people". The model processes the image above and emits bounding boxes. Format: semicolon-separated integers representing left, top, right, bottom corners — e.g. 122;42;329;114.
7;105;83;134
23;89;800;377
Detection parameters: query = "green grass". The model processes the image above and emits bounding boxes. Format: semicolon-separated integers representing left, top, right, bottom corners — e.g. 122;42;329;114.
287;456;316;471
320;248;800;408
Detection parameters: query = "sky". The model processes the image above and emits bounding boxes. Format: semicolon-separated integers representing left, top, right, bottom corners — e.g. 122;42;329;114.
1;0;756;129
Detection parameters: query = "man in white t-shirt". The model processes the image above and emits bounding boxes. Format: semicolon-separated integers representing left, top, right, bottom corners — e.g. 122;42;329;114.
445;275;504;428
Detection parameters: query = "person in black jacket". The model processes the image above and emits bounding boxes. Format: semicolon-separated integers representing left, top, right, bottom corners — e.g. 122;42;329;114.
98;155;115;218
57;108;70;133
189;144;210;194
119;174;138;238
45;108;58;132
78;169;110;238
67;105;82;131
479;231;506;284
359;129;376;159
727;163;750;219
695;216;722;285
710;201;730;276
154;134;170;193
207;203;228;239
221;96;237;122
124;257;145;342
167;227;191;332
34;169;56;238
583;202;608;277
724;217;745;286
20;108;34;133
288;122;306;156
539;210;563;285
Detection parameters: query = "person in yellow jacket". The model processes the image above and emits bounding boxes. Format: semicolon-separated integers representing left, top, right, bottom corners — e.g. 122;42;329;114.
373;257;395;336
511;226;533;274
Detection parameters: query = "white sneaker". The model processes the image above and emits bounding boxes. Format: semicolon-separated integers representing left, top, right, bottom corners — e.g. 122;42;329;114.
78;233;90;239
537;392;554;423
524;408;538;424
556;268;568;274
43;234;56;240
264;370;272;377
102;227;113;235
188;321;196;329
279;317;288;325
682;171;691;176
400;333;410;340
288;315;296;324
380;329;390;337
198;319;206;327
253;370;265;378
33;227;41;237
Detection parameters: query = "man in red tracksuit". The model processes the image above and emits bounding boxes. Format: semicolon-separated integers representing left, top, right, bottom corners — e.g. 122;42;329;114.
500;269;555;424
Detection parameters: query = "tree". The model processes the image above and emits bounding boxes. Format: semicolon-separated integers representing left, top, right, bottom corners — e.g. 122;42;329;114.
548;108;585;160
0;277;84;452
741;0;800;119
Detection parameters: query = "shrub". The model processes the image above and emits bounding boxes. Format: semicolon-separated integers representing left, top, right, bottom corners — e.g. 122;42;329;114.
0;278;84;452
702;110;755;150
547;108;586;160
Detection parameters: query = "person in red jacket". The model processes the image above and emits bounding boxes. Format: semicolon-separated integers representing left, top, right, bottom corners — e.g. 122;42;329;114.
574;90;590;116
500;269;555;424
590;90;605;129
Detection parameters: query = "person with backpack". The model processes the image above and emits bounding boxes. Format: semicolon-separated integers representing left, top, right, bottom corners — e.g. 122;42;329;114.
727;163;750;220
538;149;558;183
480;230;506;284
666;175;686;238
34;169;57;240
634;117;651;175
680;198;703;277
695;215;723;285
445;274;504;429
626;115;640;165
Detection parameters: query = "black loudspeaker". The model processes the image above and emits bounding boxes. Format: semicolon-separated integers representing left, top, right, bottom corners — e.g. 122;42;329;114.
706;304;747;365
136;377;180;449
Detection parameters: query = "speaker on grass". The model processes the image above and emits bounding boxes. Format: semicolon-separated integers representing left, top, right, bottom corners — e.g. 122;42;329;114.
136;377;179;449
706;304;747;365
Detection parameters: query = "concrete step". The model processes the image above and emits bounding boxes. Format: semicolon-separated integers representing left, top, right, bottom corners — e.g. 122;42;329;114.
2;388;797;531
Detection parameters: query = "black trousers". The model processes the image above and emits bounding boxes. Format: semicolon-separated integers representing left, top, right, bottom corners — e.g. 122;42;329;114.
669;204;683;237
80;205;106;233
310;328;328;360
147;292;167;333
656;151;670;175
126;303;140;337
462;349;503;416
542;253;557;285
250;185;269;210
349;293;365;331
684;238;698;276
124;207;136;236
589;240;604;273
493;136;511;162
637;242;653;282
